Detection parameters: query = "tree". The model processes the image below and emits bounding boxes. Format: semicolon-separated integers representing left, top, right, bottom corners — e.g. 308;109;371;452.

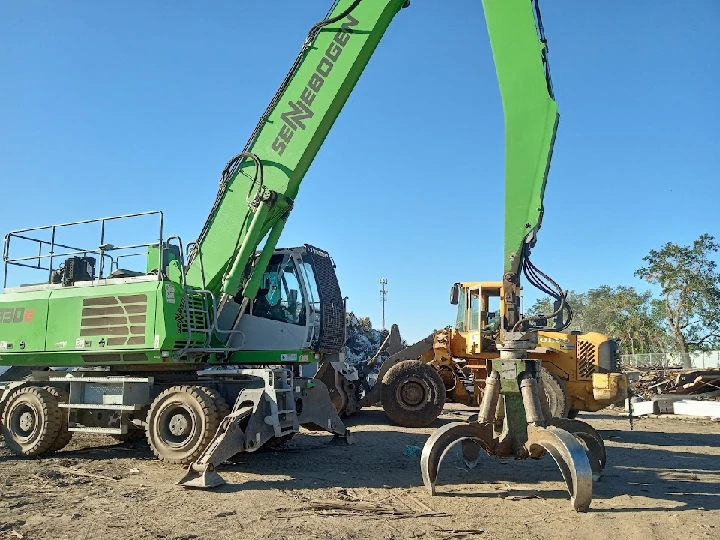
635;234;720;364
526;285;669;355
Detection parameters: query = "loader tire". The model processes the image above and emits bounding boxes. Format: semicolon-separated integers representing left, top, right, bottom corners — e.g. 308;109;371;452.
43;386;73;453
146;385;221;465
539;368;571;419
1;386;62;457
381;360;446;428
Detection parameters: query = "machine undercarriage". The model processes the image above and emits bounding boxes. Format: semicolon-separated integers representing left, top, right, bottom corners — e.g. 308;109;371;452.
0;366;351;488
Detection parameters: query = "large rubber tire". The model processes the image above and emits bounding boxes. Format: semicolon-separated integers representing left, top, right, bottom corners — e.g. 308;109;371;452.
1;386;62;457
145;385;221;465
539;368;571;419
197;386;231;420
381;360;446;428
43;386;73;453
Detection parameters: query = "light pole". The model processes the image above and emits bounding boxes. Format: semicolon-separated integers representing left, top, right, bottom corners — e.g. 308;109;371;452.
379;278;388;330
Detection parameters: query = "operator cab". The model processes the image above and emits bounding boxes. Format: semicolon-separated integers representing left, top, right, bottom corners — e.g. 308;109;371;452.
450;281;503;353
224;245;345;354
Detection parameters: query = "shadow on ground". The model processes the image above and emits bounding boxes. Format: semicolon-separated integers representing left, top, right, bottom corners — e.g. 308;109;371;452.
212;409;720;513
2;408;718;513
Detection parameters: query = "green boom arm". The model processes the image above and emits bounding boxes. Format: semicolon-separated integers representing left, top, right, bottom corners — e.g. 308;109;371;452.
185;0;409;299
186;0;558;317
482;0;559;278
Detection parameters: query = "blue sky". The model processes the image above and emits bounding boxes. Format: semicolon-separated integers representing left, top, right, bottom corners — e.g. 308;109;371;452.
1;1;718;343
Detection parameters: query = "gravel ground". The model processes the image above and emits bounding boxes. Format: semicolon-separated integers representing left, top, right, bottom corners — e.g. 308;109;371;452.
0;405;718;540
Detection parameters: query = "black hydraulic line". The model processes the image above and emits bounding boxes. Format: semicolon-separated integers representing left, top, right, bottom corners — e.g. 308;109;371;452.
531;0;555;99
514;244;573;331
189;0;365;265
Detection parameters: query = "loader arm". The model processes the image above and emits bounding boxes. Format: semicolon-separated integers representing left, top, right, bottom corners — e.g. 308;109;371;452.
185;0;409;302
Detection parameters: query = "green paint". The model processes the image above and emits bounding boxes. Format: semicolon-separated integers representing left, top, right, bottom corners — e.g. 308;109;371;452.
186;0;408;298
225;349;315;365
481;0;559;275
2;0;560;372
502;394;530;444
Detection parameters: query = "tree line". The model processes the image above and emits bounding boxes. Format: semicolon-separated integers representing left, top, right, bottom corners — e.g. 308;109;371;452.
528;234;720;357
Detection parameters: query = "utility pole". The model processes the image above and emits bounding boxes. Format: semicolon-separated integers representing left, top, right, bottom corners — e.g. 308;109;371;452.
379;278;388;330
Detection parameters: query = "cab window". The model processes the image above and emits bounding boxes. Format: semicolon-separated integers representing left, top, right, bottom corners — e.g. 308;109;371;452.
252;254;306;326
454;287;467;330
469;290;480;331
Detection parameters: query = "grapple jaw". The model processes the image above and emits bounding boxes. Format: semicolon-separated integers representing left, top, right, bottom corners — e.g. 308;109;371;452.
546;417;607;481
419;332;606;512
524;425;593;512
420;421;494;495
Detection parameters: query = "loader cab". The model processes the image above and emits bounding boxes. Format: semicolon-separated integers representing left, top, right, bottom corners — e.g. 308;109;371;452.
450;281;503;354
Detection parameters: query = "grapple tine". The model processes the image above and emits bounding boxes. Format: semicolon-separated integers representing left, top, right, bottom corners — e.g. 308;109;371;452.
526;425;593;512
547;418;606;479
420;421;493;495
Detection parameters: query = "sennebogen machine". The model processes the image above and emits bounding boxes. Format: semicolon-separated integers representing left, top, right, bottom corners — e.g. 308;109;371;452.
1;0;606;510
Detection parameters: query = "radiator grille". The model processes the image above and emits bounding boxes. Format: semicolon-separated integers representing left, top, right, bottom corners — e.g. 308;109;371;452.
80;295;148;347
174;292;211;348
577;339;596;378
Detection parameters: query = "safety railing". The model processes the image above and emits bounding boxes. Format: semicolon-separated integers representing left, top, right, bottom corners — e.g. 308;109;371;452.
165;236;246;358
2;210;164;288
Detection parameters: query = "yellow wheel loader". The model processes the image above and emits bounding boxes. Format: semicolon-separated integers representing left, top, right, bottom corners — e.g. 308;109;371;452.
318;281;628;427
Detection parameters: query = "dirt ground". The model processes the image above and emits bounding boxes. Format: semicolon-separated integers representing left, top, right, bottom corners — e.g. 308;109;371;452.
0;405;718;540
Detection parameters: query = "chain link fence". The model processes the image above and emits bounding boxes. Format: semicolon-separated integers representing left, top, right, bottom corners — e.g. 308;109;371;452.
620;350;720;370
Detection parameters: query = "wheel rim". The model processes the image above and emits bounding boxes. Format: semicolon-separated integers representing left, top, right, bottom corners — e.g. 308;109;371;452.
396;376;429;410
9;402;40;443
156;402;199;450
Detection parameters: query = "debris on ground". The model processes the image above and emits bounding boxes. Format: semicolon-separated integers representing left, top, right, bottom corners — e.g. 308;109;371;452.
625;367;720;401
2;407;719;540
404;445;422;458
624;367;720;418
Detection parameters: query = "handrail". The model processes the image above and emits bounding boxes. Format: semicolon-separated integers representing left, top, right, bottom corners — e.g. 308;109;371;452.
3;210;164;287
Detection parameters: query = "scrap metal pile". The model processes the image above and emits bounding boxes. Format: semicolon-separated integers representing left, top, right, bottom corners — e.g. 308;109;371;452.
626;368;720;401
